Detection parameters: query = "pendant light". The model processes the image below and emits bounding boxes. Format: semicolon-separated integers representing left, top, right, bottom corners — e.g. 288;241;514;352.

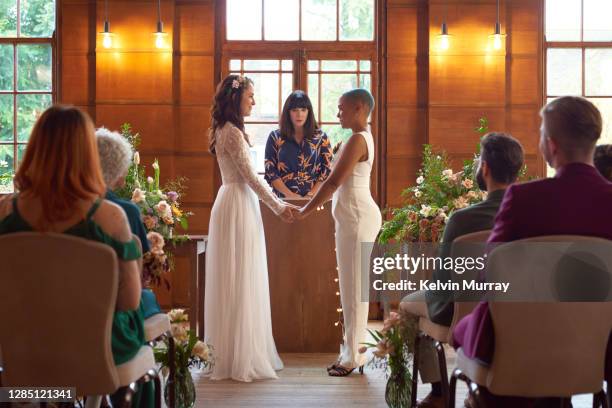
437;0;451;51
489;0;506;50
99;0;114;49
153;0;168;48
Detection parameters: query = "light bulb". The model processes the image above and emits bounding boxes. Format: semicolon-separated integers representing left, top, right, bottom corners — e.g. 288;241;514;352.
493;33;502;50
102;32;112;48
439;34;450;51
155;33;165;49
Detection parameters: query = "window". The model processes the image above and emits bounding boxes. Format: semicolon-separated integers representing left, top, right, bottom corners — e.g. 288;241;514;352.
226;0;375;42
0;0;56;193
230;59;294;172
307;59;372;146
545;0;612;148
222;0;377;173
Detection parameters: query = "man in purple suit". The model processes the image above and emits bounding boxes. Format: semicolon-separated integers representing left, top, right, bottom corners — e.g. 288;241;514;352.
453;96;612;407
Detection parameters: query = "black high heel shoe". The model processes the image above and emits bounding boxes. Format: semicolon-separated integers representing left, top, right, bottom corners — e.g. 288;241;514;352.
327;364;365;376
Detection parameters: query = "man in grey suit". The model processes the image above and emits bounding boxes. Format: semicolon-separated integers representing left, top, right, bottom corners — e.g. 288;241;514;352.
400;132;524;408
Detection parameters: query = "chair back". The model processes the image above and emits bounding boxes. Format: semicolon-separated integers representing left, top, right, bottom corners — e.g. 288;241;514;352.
0;232;120;394
447;230;491;345
485;235;612;397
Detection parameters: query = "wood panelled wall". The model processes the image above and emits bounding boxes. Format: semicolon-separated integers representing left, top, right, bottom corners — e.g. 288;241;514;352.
384;0;543;208
59;0;543;226
59;0;216;235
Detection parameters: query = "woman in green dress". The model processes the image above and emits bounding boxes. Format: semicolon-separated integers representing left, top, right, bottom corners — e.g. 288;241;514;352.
0;105;153;407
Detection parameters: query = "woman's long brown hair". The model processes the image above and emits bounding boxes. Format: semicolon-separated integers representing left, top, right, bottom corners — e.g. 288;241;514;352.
209;74;253;154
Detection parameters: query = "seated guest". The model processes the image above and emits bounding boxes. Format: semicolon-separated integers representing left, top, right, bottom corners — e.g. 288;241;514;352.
96;127;161;318
264;90;333;198
453;96;612;407
400;133;524;408
0;105;153;408
594;144;612;181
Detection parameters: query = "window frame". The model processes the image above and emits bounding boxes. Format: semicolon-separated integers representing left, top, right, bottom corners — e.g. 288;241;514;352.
0;0;58;191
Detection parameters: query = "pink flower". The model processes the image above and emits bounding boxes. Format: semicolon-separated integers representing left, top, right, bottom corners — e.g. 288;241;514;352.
143;215;158;230
453;196;469;209
232;79;241;89
462;179;474;189
147;231;165;254
167;191;179;202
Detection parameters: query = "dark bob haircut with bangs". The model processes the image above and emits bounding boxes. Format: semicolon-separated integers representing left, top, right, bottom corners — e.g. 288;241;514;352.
279;90;319;141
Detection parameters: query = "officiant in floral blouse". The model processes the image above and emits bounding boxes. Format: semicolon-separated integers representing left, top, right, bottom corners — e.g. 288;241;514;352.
264;91;333;198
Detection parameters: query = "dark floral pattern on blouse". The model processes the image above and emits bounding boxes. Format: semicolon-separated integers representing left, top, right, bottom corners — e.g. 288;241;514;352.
264;129;333;197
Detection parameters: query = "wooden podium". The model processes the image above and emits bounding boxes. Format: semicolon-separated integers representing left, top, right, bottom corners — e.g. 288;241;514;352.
260;199;342;352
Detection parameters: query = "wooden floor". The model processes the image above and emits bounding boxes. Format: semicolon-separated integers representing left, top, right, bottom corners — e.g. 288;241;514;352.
192;348;596;408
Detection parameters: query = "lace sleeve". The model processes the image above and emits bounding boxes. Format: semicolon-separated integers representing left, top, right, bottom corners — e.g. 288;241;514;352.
224;126;286;215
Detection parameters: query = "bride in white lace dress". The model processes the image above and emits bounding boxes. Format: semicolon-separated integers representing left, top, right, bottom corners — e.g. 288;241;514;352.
205;75;294;382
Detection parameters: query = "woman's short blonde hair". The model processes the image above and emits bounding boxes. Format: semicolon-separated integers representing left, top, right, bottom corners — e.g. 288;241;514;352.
95;127;133;186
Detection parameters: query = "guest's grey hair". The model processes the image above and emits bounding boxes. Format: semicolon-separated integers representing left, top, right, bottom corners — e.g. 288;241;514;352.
95;127;133;187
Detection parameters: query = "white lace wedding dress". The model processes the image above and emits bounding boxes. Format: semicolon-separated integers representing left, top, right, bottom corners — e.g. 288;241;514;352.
204;122;285;382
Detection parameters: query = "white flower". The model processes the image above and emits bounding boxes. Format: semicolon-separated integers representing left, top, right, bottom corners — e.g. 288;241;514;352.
416;176;424;185
171;323;189;343
0;160;7;168
414;190;422;198
437;208;447;217
155;200;171;217
442;169;453;179
462;179;474;189
147;176;154;184
168;308;188;323
131;188;146;203
152;161;159;170
192;341;210;361
419;205;432;217
133;152;140;165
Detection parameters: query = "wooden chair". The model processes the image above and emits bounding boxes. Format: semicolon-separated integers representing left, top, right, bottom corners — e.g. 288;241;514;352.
0;232;161;408
449;235;612;408
411;230;491;408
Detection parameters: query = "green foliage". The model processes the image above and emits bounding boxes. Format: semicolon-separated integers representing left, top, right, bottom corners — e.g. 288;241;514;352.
340;0;374;40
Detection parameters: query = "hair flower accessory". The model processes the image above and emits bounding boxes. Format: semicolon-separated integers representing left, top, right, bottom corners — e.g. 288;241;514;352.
232;79;241;89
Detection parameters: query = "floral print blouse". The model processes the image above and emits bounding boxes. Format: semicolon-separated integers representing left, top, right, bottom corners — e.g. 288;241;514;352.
264;129;333;197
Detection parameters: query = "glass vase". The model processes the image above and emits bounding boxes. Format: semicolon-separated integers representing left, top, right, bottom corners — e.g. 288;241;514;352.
384;367;412;408
164;367;196;408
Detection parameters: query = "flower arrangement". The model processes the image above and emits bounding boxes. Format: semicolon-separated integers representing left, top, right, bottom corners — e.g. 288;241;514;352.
114;123;192;245
359;311;418;407
378;118;494;245
154;309;214;408
143;231;170;289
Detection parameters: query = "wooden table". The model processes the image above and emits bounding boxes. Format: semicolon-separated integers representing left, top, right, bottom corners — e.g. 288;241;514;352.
260;199;342;352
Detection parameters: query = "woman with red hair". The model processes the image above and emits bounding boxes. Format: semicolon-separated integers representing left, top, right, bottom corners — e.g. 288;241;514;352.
0;105;152;407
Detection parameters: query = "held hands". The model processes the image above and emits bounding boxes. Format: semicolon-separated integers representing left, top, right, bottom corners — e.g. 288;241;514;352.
278;204;308;223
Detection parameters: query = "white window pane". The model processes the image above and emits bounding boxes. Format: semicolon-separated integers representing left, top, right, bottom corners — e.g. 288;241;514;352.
584;0;612;41
322;124;353;147
339;0;374;41
589;98;612;145
227;0;262;40
586;49;612;96
245;123;276;173
264;0;299;41
281;73;293;107
308;60;319;71
545;0;581;41
302;0;336;41
321;73;358;122
547;48;582;96
308;74;319;122
243;60;279;71
244;72;279;122
359;60;371;72
230;59;241;71
321;60;358;71
282;60;293;71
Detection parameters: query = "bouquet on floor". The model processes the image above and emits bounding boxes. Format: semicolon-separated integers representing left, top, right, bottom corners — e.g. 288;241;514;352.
359;311;418;407
153;309;214;408
114;123;192;245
